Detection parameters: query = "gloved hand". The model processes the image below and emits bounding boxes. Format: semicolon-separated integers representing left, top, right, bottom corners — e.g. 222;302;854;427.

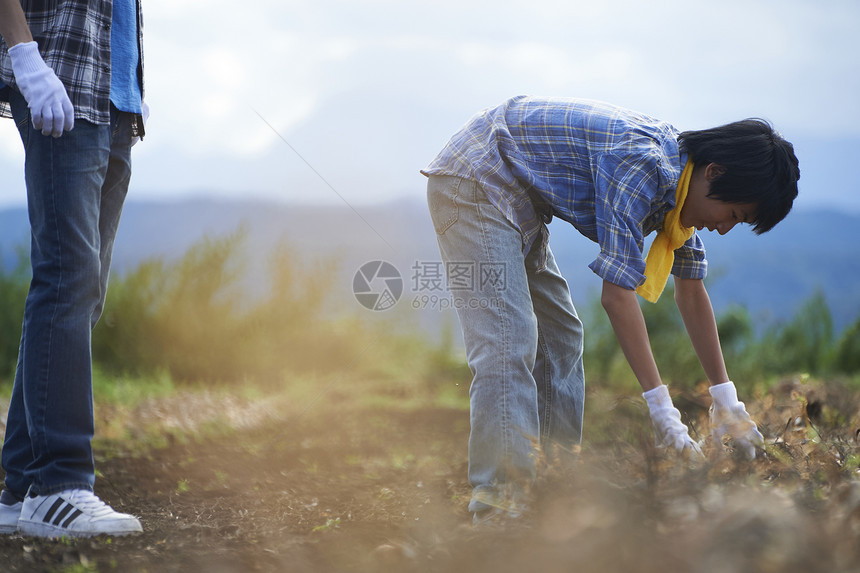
643;384;704;459
709;381;764;459
8;41;74;137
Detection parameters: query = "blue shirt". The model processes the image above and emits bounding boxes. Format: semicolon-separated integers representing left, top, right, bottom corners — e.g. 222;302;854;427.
422;96;707;289
110;0;143;114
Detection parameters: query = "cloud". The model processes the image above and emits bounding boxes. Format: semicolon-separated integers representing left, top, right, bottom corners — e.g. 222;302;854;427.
1;0;858;208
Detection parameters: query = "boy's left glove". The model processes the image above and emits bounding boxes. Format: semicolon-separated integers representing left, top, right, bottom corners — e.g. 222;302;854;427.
709;381;764;459
643;384;704;459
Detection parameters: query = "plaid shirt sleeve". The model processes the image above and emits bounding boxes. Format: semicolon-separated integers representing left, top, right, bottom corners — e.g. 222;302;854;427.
587;152;657;289
671;233;708;279
587;149;708;288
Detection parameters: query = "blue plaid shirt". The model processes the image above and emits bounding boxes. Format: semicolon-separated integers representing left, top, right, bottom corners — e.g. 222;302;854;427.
422;96;707;289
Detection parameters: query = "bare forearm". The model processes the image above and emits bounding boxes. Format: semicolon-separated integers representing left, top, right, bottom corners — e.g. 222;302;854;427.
0;0;33;47
601;280;662;391
674;277;730;385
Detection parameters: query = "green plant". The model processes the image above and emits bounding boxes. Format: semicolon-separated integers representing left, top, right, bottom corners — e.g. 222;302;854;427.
750;290;834;380
0;248;29;385
175;478;191;494
834;315;860;375
312;517;341;533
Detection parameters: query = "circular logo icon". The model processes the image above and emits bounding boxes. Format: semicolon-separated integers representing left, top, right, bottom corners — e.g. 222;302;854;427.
353;260;403;311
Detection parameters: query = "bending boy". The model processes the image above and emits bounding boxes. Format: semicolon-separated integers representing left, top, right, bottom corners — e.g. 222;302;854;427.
422;96;799;521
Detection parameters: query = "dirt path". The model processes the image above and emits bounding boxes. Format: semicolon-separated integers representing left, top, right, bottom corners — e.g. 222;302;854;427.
1;403;476;572
2;382;860;572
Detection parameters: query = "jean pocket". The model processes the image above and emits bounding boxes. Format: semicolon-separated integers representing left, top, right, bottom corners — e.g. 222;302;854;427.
427;176;461;235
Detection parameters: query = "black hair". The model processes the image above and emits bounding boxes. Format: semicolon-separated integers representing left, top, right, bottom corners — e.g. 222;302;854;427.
678;118;799;234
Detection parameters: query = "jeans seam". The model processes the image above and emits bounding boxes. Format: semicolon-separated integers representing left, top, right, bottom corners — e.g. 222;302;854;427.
474;182;512;485
36;135;65;487
537;328;552;443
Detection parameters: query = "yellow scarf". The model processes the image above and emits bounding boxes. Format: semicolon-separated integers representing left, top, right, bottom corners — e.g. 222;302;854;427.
636;159;695;303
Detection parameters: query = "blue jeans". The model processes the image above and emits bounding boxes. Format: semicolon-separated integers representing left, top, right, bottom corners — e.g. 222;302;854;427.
2;89;134;497
427;175;585;512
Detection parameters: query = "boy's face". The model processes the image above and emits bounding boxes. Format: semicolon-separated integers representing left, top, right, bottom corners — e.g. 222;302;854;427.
680;163;755;235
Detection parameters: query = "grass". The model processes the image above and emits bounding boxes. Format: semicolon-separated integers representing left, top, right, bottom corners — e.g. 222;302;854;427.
92;367;176;406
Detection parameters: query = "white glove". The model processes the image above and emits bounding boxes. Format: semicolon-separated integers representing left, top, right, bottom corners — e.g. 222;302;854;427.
643;384;703;459
709;381;764;459
8;41;74;137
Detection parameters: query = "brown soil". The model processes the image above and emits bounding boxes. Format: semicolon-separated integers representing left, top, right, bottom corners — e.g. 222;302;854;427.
1;380;860;572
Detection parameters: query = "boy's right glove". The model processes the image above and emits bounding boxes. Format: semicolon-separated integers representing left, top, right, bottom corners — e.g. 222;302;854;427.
709;381;764;459
8;41;74;137
643;384;703;459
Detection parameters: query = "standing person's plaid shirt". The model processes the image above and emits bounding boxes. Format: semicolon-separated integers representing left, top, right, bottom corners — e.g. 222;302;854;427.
0;0;145;135
422;96;708;290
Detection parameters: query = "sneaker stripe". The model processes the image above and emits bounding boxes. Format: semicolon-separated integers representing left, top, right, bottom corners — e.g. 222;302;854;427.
43;499;65;523
61;509;83;528
52;503;74;526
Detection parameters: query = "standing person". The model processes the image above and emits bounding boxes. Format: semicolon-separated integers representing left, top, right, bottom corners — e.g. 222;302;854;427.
0;0;147;537
422;96;798;523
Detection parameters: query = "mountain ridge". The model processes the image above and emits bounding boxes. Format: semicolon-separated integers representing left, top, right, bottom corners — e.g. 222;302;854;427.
1;197;857;333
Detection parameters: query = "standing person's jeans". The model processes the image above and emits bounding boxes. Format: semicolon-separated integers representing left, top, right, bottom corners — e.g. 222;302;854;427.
1;89;134;498
427;175;585;514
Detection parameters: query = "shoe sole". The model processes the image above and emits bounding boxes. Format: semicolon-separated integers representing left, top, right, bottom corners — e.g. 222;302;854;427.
18;519;142;539
0;524;19;534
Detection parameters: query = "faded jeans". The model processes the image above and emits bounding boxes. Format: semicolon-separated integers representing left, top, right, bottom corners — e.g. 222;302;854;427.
427;175;585;512
2;89;134;497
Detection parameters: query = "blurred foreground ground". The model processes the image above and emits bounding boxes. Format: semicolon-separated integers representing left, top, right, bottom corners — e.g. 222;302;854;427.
1;375;859;573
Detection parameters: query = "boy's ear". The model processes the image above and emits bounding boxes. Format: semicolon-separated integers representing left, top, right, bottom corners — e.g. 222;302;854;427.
705;163;726;181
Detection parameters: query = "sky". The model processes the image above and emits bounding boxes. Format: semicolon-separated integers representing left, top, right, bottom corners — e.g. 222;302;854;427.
1;0;858;212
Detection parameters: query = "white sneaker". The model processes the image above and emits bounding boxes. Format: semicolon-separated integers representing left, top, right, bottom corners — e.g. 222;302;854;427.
0;490;23;534
18;488;142;538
